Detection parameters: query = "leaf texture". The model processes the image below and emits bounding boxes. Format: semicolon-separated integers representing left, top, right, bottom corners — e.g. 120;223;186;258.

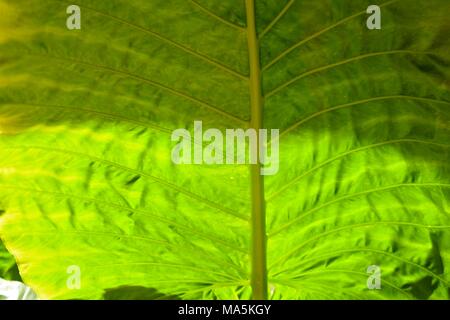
0;0;449;299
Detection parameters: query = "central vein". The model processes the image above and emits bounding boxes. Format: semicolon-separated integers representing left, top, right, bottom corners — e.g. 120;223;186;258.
245;0;267;300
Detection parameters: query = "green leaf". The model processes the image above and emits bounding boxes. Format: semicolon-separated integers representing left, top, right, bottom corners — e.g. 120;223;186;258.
0;239;21;281
0;0;449;300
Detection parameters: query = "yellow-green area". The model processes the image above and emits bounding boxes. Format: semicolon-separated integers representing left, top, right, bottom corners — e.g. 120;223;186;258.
0;0;449;299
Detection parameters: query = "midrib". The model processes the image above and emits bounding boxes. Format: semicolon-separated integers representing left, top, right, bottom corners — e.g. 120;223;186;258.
245;0;267;300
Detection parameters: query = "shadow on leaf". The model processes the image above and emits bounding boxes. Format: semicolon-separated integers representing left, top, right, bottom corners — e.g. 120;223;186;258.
103;286;181;300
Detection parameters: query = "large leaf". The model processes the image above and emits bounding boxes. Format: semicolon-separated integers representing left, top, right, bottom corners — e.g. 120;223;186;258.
0;240;21;281
0;0;449;299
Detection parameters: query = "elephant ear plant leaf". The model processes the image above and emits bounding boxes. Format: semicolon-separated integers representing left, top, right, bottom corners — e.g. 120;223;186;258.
0;240;21;281
0;0;449;300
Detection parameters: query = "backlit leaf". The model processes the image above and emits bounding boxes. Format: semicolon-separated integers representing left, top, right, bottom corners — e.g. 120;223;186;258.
0;0;449;299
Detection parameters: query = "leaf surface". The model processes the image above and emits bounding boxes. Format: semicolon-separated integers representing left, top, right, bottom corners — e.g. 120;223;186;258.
0;240;21;281
0;0;449;299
